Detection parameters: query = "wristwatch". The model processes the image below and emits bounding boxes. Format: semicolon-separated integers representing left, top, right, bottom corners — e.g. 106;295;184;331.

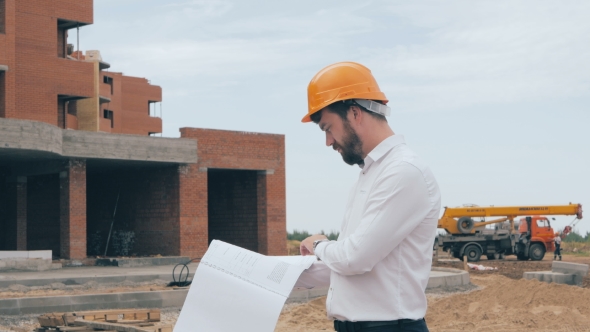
313;239;328;251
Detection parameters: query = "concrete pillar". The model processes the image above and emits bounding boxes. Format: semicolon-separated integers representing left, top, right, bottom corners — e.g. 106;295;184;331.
178;164;208;259
4;176;27;250
60;159;87;259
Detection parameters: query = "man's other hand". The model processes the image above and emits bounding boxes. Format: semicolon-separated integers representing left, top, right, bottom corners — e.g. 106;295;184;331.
300;234;328;256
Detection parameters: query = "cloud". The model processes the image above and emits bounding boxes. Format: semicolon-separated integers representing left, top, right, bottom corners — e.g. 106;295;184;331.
370;0;590;112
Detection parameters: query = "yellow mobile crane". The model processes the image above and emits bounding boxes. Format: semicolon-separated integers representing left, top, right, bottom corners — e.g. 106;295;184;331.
436;203;583;262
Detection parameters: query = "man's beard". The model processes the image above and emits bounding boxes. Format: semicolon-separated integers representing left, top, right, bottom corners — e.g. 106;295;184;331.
333;121;364;166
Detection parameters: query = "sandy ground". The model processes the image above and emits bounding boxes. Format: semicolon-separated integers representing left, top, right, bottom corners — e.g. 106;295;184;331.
2;254;590;331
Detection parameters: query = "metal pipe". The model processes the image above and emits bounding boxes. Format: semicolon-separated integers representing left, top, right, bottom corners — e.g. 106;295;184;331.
104;191;120;256
77;23;80;60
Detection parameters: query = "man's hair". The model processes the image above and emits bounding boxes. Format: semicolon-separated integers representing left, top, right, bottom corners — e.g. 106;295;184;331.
310;100;387;124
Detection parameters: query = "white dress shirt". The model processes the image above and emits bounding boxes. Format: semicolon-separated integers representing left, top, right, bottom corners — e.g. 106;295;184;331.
300;134;441;322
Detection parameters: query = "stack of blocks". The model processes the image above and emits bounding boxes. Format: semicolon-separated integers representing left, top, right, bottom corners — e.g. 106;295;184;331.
523;261;589;286
0;250;61;271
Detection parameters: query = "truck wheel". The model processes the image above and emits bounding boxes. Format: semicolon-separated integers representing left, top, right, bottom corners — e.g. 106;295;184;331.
486;254;495;260
464;245;482;262
457;217;474;234
529;243;546;261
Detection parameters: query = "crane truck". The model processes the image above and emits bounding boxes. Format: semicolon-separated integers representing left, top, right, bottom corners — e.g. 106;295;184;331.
435;203;583;262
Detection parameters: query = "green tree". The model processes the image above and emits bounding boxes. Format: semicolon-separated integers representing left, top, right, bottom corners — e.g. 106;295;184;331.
287;229;311;241
564;230;585;242
287;229;340;241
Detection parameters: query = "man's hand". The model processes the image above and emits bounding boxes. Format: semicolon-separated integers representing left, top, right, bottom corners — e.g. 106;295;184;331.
300;234;328;256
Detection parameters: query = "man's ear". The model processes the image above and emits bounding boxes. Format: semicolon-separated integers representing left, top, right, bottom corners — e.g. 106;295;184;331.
350;106;363;123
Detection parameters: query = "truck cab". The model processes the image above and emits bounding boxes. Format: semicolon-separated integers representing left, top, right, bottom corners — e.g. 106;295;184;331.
516;215;555;260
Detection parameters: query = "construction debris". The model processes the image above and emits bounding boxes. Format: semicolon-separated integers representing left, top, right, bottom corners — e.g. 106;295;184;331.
36;309;171;332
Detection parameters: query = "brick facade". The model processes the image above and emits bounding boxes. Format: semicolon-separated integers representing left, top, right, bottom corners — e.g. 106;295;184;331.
180;128;287;257
0;0;161;135
0;0;287;260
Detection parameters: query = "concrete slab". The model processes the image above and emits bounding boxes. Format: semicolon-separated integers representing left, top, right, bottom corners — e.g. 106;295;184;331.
0;251;29;259
552;261;589;277
0;290;190;315
523;271;580;286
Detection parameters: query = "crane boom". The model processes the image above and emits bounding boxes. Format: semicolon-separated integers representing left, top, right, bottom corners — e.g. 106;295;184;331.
439;203;583;234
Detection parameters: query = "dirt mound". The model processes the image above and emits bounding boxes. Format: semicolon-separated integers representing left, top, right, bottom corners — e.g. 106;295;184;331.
275;297;332;331
274;274;590;332
427;275;590;331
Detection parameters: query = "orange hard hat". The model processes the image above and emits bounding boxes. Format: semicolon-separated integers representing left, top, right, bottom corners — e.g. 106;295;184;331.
303;62;389;123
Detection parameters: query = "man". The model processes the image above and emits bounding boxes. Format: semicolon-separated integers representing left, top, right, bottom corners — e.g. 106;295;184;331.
298;62;441;332
554;232;562;261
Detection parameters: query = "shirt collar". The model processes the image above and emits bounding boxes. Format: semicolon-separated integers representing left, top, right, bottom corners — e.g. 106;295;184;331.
362;135;406;169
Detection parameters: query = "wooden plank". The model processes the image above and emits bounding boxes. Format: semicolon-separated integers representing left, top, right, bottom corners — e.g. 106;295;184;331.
135;313;148;320
106;314;119;322
66;309;158;318
56;326;91;331
74;319;155;332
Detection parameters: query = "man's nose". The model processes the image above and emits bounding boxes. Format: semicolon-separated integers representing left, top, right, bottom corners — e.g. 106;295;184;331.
325;132;334;147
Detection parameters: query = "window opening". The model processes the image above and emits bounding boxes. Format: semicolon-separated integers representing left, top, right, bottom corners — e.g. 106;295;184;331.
103;109;114;128
103;76;114;94
0;0;5;34
67;100;77;116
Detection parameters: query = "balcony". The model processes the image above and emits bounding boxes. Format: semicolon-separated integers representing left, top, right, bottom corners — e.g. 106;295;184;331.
99;83;112;103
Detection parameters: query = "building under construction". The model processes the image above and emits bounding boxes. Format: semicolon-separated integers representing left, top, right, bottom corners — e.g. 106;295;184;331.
0;0;287;260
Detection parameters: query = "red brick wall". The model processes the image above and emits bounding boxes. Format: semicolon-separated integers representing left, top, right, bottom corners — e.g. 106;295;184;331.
178;164;208;259
87;166;180;257
100;72;162;136
179;128;287;257
208;170;259;252
27;174;60;256
0;0;14;119
60;159;87;259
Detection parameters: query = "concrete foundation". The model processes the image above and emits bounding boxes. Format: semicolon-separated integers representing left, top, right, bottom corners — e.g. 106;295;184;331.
523;271;579;285
523;261;589;286
0;266;471;315
551;261;589;277
95;256;192;268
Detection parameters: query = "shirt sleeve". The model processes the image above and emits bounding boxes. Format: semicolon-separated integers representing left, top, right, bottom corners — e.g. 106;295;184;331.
314;162;433;276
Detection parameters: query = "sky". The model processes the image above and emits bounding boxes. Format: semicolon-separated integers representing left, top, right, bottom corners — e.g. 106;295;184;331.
72;0;590;236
